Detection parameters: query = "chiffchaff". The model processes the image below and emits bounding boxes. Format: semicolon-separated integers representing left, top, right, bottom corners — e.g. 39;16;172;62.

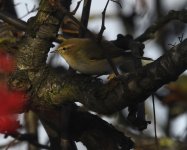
54;38;151;75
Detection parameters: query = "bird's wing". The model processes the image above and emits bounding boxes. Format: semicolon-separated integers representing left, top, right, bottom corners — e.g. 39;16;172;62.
77;39;106;60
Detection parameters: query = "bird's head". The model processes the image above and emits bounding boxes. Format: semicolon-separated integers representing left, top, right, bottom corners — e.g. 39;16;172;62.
51;39;75;56
57;43;75;55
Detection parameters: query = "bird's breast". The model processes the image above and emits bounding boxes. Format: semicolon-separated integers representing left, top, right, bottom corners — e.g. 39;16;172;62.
62;54;117;75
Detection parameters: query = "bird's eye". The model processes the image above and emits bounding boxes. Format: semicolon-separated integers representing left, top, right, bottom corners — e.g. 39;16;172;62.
62;47;67;50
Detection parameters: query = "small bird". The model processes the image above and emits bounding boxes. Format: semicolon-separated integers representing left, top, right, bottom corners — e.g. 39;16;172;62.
54;38;151;75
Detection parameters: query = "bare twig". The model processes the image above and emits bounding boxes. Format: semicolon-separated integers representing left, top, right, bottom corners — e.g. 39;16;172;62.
178;33;184;43
9;133;50;149
0;141;20;149
97;0;109;42
5;139;18;150
97;0;120;76
152;94;160;150
20;4;38;19
71;0;83;15
97;0;122;41
111;0;122;8
25;3;29;13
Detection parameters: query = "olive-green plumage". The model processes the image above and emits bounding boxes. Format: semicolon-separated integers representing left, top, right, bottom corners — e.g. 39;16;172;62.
56;38;150;75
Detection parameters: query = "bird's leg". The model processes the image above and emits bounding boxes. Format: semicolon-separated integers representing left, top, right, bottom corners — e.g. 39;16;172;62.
67;66;76;75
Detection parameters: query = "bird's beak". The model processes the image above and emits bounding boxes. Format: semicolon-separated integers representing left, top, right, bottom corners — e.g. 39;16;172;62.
50;50;57;53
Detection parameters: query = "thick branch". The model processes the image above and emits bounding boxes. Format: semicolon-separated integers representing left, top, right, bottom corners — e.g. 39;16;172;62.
36;104;134;150
82;39;187;113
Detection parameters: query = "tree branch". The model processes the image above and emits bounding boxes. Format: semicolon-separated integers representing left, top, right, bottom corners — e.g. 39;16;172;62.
135;9;187;42
79;0;92;37
8;133;50;149
36;104;134;150
71;0;82;15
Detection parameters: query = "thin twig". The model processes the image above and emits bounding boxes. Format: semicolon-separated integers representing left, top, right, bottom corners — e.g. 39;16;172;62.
71;0;83;15
25;3;29;12
97;0;119;76
97;0;109;42
152;94;160;150
9;133;50;149
97;0;122;41
20;4;38;19
178;33;184;43
0;140;20;149
5;139;18;150
79;0;92;37
110;0;122;8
